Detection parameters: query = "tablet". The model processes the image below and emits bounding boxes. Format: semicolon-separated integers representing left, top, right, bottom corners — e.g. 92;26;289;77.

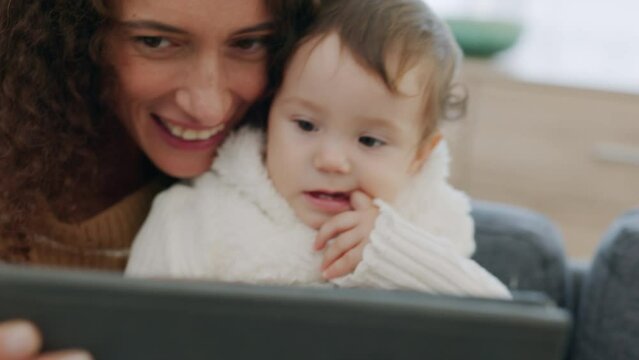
0;264;569;360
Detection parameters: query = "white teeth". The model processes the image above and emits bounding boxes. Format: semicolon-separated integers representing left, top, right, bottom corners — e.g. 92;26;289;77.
196;131;213;140
183;130;198;141
168;124;183;137
316;193;348;200
159;117;225;141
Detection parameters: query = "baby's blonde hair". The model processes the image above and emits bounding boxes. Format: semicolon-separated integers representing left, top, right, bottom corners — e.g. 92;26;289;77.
297;0;465;140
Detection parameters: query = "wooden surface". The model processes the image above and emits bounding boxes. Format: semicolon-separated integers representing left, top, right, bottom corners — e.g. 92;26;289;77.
443;60;639;259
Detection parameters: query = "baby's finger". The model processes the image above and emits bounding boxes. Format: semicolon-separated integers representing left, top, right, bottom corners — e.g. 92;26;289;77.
323;242;366;279
321;228;364;270
314;211;359;250
350;191;373;211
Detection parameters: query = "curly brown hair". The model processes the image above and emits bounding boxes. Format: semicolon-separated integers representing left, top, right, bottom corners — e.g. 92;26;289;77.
0;0;108;239
0;0;316;239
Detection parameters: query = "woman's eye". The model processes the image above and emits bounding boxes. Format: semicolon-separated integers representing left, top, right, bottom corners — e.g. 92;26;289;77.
233;38;265;51
359;136;385;148
230;36;270;57
134;36;172;49
295;120;317;132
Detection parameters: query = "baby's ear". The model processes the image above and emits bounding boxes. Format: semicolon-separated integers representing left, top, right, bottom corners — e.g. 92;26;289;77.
409;131;443;174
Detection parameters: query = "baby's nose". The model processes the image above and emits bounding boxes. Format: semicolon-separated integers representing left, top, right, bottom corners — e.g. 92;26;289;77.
313;145;351;174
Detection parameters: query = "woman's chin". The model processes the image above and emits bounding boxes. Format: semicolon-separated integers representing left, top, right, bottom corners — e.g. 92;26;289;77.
155;158;212;179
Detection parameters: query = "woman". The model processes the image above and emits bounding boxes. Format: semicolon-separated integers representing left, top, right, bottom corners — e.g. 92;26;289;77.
0;0;315;358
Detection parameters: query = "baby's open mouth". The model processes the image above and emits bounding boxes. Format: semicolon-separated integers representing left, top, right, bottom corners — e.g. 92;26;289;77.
307;191;350;202
152;114;225;141
304;190;353;213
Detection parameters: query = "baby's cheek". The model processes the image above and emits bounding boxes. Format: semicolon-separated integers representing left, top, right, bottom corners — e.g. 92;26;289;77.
362;176;397;203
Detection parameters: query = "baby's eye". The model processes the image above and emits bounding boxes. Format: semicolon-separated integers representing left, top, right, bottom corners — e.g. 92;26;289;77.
134;36;172;49
359;136;386;148
295;119;317;132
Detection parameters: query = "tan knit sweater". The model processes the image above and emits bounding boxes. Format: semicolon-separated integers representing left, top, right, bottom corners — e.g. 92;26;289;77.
0;179;167;271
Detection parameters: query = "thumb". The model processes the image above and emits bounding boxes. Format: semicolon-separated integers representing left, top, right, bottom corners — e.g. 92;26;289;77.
350;191;373;211
0;320;41;359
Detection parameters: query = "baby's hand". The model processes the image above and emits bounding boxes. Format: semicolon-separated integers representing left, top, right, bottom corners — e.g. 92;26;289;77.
314;191;379;280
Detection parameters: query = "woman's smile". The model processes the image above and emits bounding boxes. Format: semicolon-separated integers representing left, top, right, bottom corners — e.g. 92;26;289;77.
151;113;229;152
153;114;226;141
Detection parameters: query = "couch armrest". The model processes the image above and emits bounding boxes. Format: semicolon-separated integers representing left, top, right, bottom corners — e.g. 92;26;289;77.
572;209;639;360
471;200;568;307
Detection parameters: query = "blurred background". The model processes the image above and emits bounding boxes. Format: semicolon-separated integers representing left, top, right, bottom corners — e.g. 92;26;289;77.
425;0;639;259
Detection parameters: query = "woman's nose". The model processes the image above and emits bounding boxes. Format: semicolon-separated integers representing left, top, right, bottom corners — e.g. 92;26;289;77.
313;142;351;174
175;54;232;126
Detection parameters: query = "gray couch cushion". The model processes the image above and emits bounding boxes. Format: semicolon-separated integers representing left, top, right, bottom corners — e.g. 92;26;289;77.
572;209;639;360
471;200;568;307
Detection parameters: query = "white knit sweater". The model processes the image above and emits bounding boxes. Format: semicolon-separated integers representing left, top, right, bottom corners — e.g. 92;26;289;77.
126;127;510;299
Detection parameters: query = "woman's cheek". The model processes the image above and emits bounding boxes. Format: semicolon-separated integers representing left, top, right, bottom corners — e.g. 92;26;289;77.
229;61;269;101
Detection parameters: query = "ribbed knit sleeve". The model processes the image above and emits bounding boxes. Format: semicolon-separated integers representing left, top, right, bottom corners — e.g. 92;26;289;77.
332;201;511;299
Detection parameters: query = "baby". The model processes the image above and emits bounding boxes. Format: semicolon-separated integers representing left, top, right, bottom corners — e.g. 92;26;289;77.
126;0;510;299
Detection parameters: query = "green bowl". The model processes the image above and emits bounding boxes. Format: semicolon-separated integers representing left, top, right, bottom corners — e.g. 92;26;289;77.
446;18;523;58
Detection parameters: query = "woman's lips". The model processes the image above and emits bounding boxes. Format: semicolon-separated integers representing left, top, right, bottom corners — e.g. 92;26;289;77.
303;191;352;214
152;114;227;151
153;114;225;140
